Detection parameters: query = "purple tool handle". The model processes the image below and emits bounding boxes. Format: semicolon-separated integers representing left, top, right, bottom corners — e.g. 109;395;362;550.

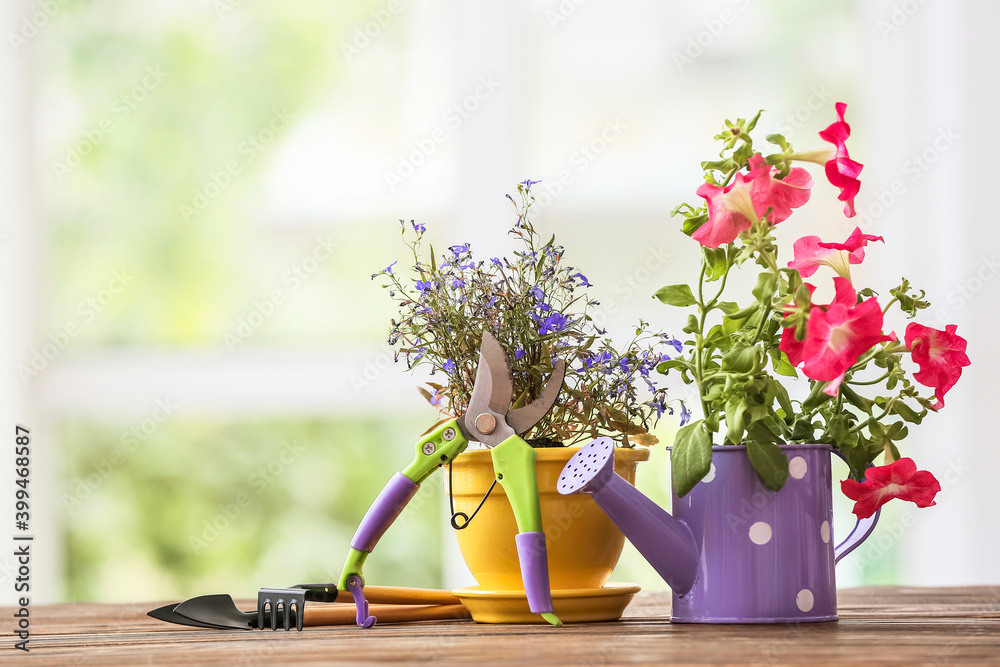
515;532;554;614
345;575;376;628
350;472;419;552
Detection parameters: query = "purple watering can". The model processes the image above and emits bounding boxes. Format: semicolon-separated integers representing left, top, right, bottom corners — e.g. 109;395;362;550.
558;437;880;623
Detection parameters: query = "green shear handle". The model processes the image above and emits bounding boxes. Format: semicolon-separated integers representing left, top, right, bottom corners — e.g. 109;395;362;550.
492;435;562;627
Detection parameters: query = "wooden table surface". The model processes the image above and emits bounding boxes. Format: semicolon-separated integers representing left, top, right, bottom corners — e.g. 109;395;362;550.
5;586;999;666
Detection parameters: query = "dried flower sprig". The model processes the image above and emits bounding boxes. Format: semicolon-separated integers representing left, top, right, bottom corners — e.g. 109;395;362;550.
373;183;687;447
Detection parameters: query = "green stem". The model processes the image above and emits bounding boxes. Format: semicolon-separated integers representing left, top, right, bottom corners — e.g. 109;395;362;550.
849;397;898;435
704;267;731;310
694;261;711;421
849;370;892;386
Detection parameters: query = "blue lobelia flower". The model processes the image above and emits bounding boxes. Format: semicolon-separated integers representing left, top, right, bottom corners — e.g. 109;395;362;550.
429;389;443;406
539;312;568;335
519;179;541;189
515;348;526;360
443;359;457;373
680;403;692;426
571;271;592;287
412;222;426;233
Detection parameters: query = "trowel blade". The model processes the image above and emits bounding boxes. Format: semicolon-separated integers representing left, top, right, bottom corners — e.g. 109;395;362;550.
172;594;256;630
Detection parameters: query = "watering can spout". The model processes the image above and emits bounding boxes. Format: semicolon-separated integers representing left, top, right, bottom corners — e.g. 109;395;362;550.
557;438;699;597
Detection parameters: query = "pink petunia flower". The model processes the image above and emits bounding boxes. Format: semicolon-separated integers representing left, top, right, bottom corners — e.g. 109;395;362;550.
693;155;813;249
904;323;971;409
841;457;941;519
783;278;894;395
693;173;759;249
746;154;813;224
819;102;864;217
787;227;883;280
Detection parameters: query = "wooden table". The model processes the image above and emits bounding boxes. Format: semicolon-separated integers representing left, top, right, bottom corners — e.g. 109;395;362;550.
6;586;999;665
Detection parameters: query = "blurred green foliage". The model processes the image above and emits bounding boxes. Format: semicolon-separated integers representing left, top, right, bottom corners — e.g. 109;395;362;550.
59;416;444;602
44;0;395;346
42;0;424;601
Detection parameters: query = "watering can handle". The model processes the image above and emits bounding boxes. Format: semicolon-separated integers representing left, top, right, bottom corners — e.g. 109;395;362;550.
831;449;881;564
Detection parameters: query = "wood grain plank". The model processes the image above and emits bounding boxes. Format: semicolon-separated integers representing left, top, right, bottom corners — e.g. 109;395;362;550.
4;587;998;666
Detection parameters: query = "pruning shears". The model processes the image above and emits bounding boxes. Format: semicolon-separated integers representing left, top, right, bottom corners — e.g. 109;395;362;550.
338;331;567;627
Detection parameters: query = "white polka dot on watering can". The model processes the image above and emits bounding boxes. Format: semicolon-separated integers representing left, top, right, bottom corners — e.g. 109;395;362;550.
701;462;716;483
748;521;772;545
796;589;815;612
821;520;831;544
789;456;808;479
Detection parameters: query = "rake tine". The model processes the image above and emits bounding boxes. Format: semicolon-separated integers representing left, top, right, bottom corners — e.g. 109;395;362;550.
256;588;308;631
257;596;267;631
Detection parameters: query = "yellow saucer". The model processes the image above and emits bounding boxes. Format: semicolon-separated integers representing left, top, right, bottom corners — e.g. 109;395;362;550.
452;582;641;624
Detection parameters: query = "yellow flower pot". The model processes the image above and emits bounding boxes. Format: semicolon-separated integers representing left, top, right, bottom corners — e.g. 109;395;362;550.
446;444;649;591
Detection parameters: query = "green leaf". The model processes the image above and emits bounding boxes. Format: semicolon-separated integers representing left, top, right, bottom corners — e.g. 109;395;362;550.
840;441;870;479
748;420;783;445
681;213;708;237
746;440;789;491
773;381;794;418
752;271;778;304
654;284;697;307
725;396;748;445
840;384;873;414
707;324;732;348
886;440;902;462
790;418;814;441
716;301;741;315
759;414;789;439
766;133;792;152
728;303;760;323
703;248;729;282
722;344;756;374
892;400;925;424
827;414;851;443
887;422;909;440
671;421;713;498
802;382;834;411
682;314;699;334
656;359;690;374
770;350;797;377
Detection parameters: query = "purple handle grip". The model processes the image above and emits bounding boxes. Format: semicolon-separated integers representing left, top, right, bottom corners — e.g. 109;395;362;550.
350;472;419;552
345;575;376;628
831;449;881;563
515;532;554;614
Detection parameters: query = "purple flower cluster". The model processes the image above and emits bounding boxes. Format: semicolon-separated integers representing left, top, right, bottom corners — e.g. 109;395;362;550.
376;195;690;443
